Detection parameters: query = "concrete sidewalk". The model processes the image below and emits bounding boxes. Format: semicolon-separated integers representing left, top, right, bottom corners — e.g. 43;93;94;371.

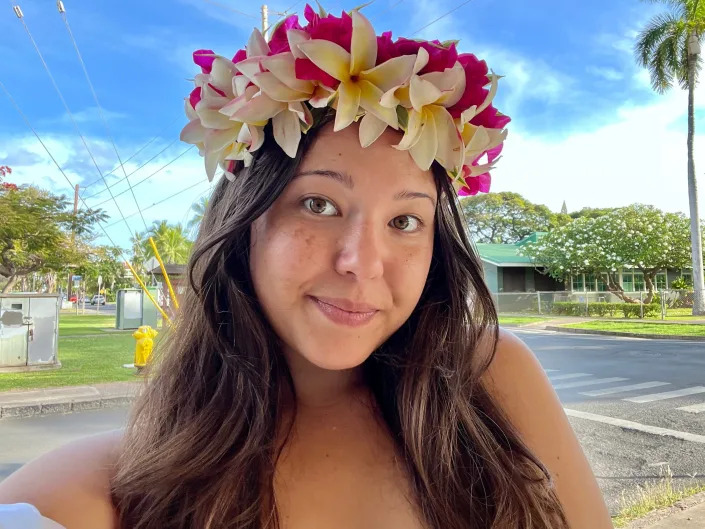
625;492;705;528
0;381;141;419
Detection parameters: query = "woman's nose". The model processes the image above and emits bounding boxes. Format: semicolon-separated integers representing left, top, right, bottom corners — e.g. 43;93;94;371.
334;221;385;280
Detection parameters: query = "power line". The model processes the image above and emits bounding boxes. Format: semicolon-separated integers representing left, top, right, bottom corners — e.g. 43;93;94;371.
58;1;148;231
89;145;195;208
1;77;129;257
81;137;183;201
80;114;182;192
103;180;210;229
11;3;137;242
411;0;474;36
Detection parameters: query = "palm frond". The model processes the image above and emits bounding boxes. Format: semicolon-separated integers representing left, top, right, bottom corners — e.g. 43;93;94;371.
635;13;682;66
641;0;687;18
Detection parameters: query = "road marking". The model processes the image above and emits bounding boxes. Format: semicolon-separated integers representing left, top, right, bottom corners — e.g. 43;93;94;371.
552;377;628;390
564;409;705;444
548;373;592;381
625;386;705;403
581;381;671;397
677;402;705;414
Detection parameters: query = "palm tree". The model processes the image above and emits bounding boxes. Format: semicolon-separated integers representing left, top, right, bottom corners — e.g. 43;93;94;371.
144;221;192;264
187;196;209;236
636;0;705;314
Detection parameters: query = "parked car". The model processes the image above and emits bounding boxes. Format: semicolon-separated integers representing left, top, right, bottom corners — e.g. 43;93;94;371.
91;294;106;305
69;295;77;303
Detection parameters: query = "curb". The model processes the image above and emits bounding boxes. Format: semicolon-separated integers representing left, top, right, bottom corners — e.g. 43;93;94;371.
0;383;140;420
545;325;705;342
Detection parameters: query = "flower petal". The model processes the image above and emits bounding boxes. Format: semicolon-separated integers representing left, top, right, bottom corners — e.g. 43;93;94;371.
413;47;429;74
475;72;501;116
253;71;311;102
350;10;377;75
358;80;398;129
197;108;236;129
234;57;264;83
180;119;205;144
309;85;335;107
261;52;314;93
409;109;438;170
247;28;270;57
297;39;351;82
360;54;417;93
422;62;466;107
205;127;241;152
288;28;311;59
395;108;424;150
428;105;464;172
185;97;199;121
273;111;302;157
333;81;361;131
359;113;388;148
210;57;237;96
233;93;286;123
288;101;313;130
409;74;442;112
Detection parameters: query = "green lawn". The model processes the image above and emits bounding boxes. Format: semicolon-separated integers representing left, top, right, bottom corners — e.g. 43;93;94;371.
564;321;705;336
498;316;548;325
0;314;145;392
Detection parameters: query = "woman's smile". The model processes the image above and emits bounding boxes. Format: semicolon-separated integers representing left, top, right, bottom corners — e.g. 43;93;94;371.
308;295;380;327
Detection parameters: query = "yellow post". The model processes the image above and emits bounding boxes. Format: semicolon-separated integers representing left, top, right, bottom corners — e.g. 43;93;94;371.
133;325;158;369
124;260;172;325
148;237;180;310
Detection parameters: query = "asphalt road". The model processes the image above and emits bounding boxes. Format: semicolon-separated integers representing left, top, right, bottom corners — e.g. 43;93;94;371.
68;301;117;316
1;330;704;515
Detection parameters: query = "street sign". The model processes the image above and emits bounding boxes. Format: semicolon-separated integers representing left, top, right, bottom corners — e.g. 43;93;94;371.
71;275;82;281
97;275;103;287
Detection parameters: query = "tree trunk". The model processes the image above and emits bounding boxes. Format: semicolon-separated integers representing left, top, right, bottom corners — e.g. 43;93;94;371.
1;275;18;293
605;272;640;303
687;41;705;315
643;272;656;305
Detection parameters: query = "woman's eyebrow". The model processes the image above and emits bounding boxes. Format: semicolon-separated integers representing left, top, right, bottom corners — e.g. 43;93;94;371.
394;189;437;207
294;169;354;189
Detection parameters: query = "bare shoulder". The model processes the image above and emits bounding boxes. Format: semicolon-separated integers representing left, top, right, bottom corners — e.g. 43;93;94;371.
480;328;612;529
0;429;122;529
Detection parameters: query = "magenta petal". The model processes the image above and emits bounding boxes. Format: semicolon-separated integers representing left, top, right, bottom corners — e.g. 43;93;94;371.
269;15;302;54
189;86;202;109
471;104;512;129
194;49;216;74
232;49;247;64
207;83;227;97
294;58;339;89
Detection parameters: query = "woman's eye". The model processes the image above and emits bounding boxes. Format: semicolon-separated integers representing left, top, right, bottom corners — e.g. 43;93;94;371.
391;215;420;232
304;197;338;216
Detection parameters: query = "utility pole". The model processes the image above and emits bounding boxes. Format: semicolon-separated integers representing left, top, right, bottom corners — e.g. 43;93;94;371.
68;184;79;307
261;4;268;35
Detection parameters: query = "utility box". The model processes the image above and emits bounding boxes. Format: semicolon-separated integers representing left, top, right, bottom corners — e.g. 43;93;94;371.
0;293;60;370
116;288;159;330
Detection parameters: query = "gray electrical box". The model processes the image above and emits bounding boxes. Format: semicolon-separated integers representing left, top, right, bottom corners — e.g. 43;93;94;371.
115;288;159;330
0;293;60;370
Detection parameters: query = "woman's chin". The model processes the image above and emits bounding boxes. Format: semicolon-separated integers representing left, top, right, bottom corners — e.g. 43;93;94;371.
297;344;373;371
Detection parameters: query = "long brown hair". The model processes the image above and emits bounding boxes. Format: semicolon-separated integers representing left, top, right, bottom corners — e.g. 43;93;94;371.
111;110;568;528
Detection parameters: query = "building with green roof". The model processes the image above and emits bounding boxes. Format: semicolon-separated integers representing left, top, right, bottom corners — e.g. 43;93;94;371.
476;232;565;293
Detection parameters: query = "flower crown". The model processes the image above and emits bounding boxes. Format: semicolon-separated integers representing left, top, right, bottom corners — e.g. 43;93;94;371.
180;4;510;196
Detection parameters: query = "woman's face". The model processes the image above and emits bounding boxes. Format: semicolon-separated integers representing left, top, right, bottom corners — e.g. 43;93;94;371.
250;122;437;371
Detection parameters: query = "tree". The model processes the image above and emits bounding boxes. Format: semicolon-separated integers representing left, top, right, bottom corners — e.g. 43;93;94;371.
459;192;571;244
636;0;705;314
520;205;694;303
73;245;133;299
186;196;209;236
133;221;193;268
568;207;619;220
0;184;107;293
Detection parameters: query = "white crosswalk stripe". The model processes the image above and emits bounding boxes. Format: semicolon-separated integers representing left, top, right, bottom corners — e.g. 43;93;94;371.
549;373;592;381
625;386;705;404
676;402;705;414
552;377;628;390
580;381;671;397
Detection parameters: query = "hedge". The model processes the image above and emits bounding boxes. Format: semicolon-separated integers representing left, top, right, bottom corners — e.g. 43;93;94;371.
551;301;660;318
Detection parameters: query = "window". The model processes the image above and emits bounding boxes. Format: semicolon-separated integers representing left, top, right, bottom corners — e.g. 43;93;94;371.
597;274;608;292
572;274;584;291
656;273;667;291
585;273;596;292
622;272;633;292
634;272;645;291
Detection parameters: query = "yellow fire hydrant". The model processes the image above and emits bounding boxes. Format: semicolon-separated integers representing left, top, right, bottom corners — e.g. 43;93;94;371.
132;325;158;370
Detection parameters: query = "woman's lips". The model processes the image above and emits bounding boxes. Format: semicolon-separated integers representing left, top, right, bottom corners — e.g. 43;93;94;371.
309;296;379;327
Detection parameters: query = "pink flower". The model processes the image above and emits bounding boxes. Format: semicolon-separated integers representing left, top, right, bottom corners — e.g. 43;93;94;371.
232;49;247;63
376;31;397;65
193;49;216;73
294;58;339;88
302;5;353;51
393;38;457;74
458;169;491;196
472;104;511;130
447;53;489;119
269;15;303;54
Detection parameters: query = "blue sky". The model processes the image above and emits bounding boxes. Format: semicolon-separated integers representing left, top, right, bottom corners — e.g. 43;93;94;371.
0;0;697;250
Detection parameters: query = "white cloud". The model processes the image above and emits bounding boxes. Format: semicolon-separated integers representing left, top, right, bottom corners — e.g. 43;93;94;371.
491;87;705;217
586;65;625;82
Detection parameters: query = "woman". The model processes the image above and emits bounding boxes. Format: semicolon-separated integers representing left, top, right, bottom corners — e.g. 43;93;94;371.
0;6;611;528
